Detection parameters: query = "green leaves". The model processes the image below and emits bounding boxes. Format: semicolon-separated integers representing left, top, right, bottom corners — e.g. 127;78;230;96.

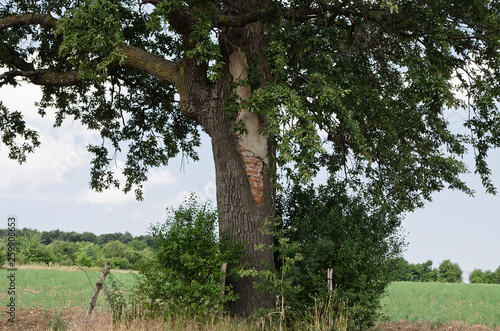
3;0;500;212
246;82;325;184
134;195;242;317
275;182;405;328
0;101;40;163
56;0;128;81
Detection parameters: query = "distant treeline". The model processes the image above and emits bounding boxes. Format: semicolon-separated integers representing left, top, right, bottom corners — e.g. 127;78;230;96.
0;228;154;246
0;228;154;270
390;257;500;284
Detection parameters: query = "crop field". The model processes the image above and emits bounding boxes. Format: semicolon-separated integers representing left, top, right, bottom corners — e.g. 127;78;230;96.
380;281;500;329
1;266;138;330
1;267;136;310
1;267;500;330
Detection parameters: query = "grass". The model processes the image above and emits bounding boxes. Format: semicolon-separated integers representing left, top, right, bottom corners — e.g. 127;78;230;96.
0;266;137;310
380;281;500;328
0;266;349;330
3;268;500;330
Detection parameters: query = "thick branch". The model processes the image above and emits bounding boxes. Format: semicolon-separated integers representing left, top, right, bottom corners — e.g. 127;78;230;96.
0;12;57;29
0;13;180;86
0;41;35;72
0;45;179;87
0;68;79;86
121;45;179;85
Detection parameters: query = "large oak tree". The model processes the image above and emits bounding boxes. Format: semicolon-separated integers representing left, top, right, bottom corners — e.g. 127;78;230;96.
2;0;500;315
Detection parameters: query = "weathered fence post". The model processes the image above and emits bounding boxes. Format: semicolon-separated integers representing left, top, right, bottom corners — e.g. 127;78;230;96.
84;264;110;323
217;262;228;318
327;268;333;327
327;268;333;293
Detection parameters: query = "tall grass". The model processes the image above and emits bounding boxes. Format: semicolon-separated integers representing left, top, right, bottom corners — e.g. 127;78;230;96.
1;267;351;330
380;281;500;328
2;305;351;331
5;269;500;330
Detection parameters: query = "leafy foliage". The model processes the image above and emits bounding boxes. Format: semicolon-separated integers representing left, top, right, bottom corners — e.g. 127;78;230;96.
133;195;242;318
469;267;500;284
0;228;153;269
389;258;439;282
274;183;405;328
0;102;40;163
2;0;500;208
438;259;463;283
104;273;128;323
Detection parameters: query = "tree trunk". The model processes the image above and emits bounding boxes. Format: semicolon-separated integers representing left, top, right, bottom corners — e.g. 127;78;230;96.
201;0;275;315
209;112;275;316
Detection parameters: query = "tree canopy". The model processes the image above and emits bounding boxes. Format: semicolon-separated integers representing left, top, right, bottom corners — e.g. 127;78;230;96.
2;0;500;205
2;0;500;315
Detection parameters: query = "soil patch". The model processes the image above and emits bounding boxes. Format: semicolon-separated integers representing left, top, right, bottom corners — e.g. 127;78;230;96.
374;320;500;331
0;307;113;331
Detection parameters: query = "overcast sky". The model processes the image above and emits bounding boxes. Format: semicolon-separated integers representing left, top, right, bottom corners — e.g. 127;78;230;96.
1;83;499;281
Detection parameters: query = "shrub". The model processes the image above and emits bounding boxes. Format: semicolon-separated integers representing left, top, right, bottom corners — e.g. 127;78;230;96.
50;240;77;265
438;259;463;283
0;245;6;266
133;194;242;318
275;183;405;328
494;266;500;284
16;232;54;265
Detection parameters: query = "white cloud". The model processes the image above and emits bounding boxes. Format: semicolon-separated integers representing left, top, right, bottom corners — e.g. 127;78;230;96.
131;209;147;221
146;168;177;186
0;83;102;190
0;127;98;189
164;190;192;208
203;179;216;201
75;186;135;205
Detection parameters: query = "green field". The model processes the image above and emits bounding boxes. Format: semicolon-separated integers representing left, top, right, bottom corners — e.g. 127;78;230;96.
1;267;137;310
2;269;500;329
380;281;500;328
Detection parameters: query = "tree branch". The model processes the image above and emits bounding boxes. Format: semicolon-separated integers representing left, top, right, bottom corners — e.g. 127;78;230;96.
0;40;35;72
0;11;203;117
121;45;179;85
0;13;180;87
0;45;180;87
449;29;500;40
0;12;57;30
215;5;374;28
0;68;79;87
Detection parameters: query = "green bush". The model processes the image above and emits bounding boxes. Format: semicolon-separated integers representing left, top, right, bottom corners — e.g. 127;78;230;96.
275;183;405;329
438;259;463;283
494;267;500;284
75;251;94;267
0;245;6;266
133;194;242;318
16;232;54;265
469;268;499;284
49;240;77;265
389;258;439;282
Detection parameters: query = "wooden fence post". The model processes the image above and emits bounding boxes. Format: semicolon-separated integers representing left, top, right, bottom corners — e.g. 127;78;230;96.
327;268;333;327
327;268;333;293
217;262;228;318
84;265;110;323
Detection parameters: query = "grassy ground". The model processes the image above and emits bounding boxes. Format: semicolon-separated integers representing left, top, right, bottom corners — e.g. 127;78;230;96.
2;267;500;330
380;281;500;328
0;266;137;310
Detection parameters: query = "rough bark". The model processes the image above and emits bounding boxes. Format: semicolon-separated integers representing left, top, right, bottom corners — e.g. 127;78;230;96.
199;0;276;316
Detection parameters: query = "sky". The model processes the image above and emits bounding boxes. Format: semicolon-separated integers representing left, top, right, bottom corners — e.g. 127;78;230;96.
1;83;499;282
